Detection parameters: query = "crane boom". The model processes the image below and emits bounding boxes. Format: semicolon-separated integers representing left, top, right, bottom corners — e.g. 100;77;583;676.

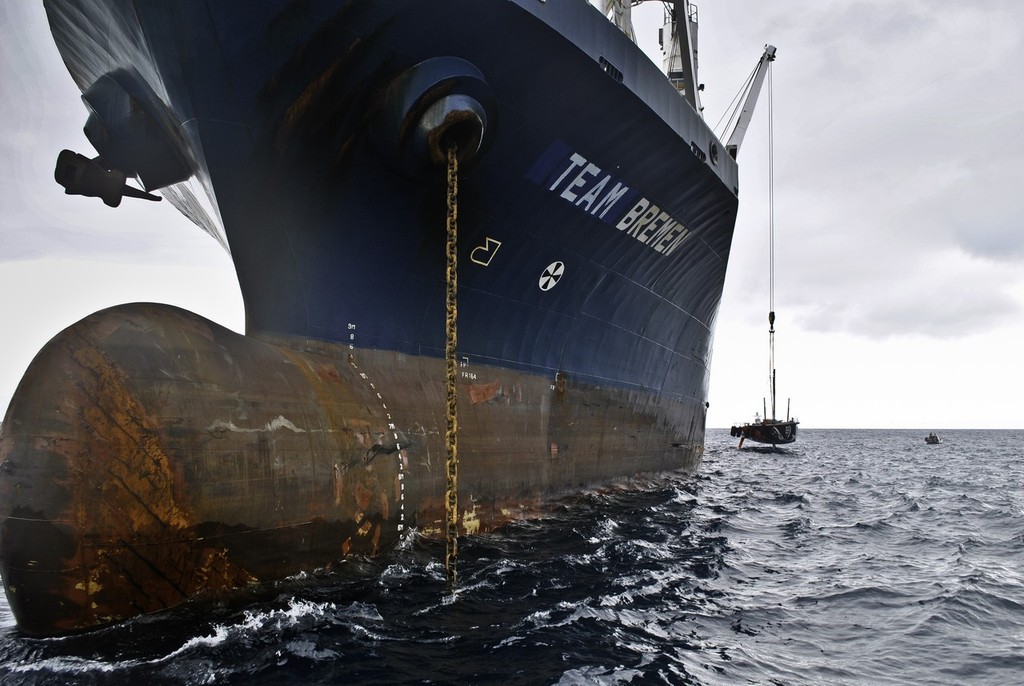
726;44;776;158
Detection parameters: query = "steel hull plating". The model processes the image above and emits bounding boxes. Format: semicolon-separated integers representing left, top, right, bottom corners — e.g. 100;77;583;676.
1;0;740;635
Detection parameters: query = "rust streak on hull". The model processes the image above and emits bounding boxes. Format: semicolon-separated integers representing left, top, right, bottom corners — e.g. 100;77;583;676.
0;305;401;635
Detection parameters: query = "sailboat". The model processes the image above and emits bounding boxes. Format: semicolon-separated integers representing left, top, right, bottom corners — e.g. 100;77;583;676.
729;308;799;447
729;47;799;448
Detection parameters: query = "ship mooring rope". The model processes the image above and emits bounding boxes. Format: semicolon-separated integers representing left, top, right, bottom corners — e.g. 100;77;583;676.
444;143;460;588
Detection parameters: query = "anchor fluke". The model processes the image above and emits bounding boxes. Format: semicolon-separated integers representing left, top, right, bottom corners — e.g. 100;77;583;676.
55;149;161;207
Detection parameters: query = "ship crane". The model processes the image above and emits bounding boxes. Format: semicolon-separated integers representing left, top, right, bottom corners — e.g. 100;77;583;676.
597;1;776;159
722;44;777;158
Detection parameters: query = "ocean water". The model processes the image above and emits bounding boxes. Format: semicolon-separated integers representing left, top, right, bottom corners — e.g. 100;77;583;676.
1;428;1022;685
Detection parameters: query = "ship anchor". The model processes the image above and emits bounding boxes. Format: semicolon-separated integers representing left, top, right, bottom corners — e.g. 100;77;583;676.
375;56;494;174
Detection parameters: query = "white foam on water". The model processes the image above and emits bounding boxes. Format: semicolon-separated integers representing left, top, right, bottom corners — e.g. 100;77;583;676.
164;624;232;660
556;664;645;685
11;655;135;675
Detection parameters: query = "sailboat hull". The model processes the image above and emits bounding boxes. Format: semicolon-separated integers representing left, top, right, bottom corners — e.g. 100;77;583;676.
730;420;798;446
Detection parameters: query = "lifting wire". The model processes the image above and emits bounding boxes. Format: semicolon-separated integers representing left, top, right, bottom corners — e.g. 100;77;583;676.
444;142;460;589
767;59;777;421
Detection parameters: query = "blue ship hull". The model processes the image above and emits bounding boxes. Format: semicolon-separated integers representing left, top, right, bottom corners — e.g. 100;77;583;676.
0;0;740;635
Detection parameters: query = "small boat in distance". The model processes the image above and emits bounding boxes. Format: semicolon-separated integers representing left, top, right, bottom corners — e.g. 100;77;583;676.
925;433;942;444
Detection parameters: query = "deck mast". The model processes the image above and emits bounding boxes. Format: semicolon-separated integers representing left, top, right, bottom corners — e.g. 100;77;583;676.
662;1;701;111
597;2;702;110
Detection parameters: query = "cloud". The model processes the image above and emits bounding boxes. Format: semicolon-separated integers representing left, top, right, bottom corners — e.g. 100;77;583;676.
700;0;1024;342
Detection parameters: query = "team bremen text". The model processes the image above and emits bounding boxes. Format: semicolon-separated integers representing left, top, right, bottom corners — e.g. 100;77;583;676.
538;147;692;255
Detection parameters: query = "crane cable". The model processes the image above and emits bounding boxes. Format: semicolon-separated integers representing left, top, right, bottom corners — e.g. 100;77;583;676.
444;142;460;589
714;59;760;143
767;59;777;421
768;60;775;320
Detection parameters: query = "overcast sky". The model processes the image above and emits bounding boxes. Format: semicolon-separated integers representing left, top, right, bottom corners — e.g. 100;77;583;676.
2;1;1022;429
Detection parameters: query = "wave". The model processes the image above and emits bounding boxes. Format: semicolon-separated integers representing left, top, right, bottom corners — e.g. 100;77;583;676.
3;430;1023;685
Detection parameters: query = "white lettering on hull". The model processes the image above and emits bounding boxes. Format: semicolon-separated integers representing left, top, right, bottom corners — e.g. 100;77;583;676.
527;141;693;256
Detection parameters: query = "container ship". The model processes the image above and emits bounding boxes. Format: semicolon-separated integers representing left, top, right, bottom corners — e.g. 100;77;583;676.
0;0;769;636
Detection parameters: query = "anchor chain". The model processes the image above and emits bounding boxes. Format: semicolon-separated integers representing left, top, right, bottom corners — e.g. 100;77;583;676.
444;142;459;588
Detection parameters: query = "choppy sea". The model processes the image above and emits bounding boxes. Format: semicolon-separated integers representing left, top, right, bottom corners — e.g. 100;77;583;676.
1;428;1022;685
